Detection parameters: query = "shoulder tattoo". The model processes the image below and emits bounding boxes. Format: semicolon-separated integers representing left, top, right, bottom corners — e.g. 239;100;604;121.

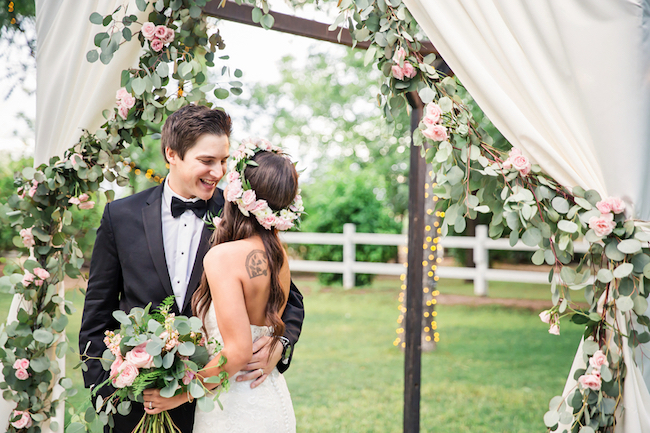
245;249;268;279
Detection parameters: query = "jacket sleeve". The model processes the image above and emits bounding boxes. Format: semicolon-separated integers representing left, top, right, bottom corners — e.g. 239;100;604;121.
79;203;122;390
277;280;304;373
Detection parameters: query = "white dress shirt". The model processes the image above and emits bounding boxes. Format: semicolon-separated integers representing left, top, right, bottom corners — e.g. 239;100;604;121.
161;180;205;310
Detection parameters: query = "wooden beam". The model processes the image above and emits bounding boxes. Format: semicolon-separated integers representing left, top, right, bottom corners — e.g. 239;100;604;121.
403;91;425;433
203;1;436;54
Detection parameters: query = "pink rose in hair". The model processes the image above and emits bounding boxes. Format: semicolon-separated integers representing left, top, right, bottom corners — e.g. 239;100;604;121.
182;369;195;385
249;199;269;215
260;214;277;230
113;362;139;388
226;180;243;201
22;272;34;287
33;268;50;280
11;411;32;429
425;103;442;124
402;62;417;79
242;190;257;209
15;368;29;380
125;342;155;369
155;25;168;39
511;154;531;176
79;201;95;210
423;124;448;142
227;171;240;183
150;38;164;52
141;22;156;40
392;47;406;65
391;65;405;81
275;217;294;231
19;228;34;248
578;373;601;391
589;213;616;237
13;359;29;370
548;323;560;335
589;350;609;371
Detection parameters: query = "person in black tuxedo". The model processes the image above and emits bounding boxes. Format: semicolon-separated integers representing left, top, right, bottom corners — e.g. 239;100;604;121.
79;105;304;433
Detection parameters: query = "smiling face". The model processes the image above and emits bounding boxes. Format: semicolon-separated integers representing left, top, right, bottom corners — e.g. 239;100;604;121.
166;133;230;200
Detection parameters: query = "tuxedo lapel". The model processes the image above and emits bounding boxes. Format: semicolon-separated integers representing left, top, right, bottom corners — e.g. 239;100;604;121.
142;186;174;301
182;224;212;315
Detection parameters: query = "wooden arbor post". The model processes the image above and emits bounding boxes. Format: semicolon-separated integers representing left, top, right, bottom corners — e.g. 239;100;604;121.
202;2;438;430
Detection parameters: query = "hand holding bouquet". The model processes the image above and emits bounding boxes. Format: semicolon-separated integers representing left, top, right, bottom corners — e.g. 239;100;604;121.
89;297;228;433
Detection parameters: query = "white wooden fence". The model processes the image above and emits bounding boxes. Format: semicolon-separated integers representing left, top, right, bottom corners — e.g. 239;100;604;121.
279;224;590;294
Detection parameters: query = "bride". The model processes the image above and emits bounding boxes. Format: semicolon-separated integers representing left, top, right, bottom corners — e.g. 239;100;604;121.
143;138;302;432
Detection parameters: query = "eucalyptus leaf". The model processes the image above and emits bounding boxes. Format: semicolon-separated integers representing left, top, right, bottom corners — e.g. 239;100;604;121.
613;263;634;279
521;227;542;247
197;395;215;412
616;296;634;312
557;220;578;234
552;197;570;214
618;239;642;254
543;410;559;428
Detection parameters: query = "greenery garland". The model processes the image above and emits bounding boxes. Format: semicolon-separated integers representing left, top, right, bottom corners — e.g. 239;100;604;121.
331;0;650;431
0;0;646;432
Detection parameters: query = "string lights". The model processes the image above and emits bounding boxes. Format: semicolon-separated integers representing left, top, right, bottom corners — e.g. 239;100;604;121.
394;175;441;349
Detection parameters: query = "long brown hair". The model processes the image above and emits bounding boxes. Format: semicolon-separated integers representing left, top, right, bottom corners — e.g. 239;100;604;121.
192;151;299;355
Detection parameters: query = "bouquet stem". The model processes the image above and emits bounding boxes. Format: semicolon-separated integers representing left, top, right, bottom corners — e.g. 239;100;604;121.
132;412;181;433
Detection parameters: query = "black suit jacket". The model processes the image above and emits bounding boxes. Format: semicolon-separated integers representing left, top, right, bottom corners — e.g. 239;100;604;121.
79;184;304;433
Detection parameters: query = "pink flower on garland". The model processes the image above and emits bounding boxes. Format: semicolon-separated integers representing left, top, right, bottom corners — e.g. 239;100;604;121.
578;372;601;391
589;213;616;237
15;369;29;380
423;124;448;142
19;227;34;248
596;197;626;215
11;410;32;429
21;272;34;287
141;22;156;40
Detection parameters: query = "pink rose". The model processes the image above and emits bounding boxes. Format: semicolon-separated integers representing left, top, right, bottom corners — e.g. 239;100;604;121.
258;139;273;151
227;171;240;183
21;272;34;287
589;350;609;371
511;154;531;176
589;213;616;237
182;369;195;385
242;190;257;209
597;197;625;215
122;93;136;109
402;62;416;79
150;38;164;52
423;124;448;142
13;359;29;370
69;197;81;205
113;361;139;388
548;323;560;335
226;180;243;201
28;182;38;198
162;27;175;44
155;25;167;39
509;148;522;158
34;280;43;287
260;214;277;230
391;65;405;81
110;355;123;378
15;368;29;380
539;310;551;324
125;342;154;369
392;47;406;65
141;22;156;40
578;373;601;391
275;217;294;231
19;228;34;248
249;199;269;215
33;267;50;280
17;187;25;199
78;193;90;202
79;201;95;210
11;411;32;429
118;104;130;120
116;88;130;101
425;103;442;124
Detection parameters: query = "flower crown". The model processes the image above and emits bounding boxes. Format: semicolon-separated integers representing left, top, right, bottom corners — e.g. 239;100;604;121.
225;138;303;231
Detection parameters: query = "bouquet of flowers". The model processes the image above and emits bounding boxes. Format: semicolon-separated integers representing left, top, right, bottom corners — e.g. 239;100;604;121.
91;297;228;433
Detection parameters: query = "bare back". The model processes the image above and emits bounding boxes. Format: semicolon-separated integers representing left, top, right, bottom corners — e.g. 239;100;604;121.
203;236;291;327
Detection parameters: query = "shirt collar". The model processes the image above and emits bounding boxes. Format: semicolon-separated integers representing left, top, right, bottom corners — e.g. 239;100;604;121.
163;177;200;207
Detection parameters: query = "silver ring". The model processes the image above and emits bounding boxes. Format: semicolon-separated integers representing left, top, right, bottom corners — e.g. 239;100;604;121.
258;368;264;376
149;401;152;409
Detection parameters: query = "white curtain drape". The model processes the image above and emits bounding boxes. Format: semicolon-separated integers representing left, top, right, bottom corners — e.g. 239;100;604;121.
403;0;650;431
0;1;145;430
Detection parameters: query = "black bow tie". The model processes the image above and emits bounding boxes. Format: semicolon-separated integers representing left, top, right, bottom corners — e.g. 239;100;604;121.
171;196;208;219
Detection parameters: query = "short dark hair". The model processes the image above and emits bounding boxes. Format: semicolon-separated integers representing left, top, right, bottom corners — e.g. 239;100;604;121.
161;105;232;162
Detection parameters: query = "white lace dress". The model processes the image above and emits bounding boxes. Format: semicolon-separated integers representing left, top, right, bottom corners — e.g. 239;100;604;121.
193;306;296;433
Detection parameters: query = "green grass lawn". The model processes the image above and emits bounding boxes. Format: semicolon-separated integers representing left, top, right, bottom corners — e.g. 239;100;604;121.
0;276;583;432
